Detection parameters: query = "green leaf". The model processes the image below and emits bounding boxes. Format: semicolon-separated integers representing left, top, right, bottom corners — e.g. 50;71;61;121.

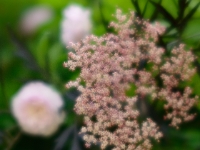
181;19;200;44
142;0;149;17
149;0;176;25
98;0;112;33
35;32;50;70
131;0;142;17
188;74;200;97
150;0;162;21
178;0;189;20
0;113;15;130
48;43;65;83
126;83;136;97
181;2;200;26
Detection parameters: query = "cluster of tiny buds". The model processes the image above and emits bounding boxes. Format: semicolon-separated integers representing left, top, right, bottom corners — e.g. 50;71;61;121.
64;9;197;149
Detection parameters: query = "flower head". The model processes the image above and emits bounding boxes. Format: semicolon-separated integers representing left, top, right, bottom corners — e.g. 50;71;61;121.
65;9;197;149
19;6;54;35
61;4;92;46
11;82;65;136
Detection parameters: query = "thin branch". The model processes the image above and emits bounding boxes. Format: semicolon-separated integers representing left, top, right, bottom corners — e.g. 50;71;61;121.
6;131;22;150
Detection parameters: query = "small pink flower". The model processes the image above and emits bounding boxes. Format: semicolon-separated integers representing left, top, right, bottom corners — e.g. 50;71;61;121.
11;82;65;136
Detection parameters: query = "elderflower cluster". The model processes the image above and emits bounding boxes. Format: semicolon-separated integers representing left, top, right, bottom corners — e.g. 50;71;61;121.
11;82;65;136
64;9;197;149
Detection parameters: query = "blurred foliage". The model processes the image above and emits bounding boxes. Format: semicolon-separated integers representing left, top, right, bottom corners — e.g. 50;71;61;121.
0;0;200;150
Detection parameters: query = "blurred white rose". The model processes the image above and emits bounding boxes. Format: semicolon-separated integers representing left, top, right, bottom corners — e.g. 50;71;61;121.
11;82;65;136
19;6;54;35
61;4;92;46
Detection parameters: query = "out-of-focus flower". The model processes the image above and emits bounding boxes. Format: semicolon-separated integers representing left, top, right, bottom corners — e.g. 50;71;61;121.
11;82;65;136
19;6;54;35
61;4;92;46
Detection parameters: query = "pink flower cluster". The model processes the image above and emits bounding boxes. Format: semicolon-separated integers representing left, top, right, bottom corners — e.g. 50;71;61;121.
64;9;197;149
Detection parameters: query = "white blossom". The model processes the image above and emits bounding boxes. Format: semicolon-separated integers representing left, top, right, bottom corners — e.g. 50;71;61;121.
11;81;65;136
61;4;92;46
19;6;54;34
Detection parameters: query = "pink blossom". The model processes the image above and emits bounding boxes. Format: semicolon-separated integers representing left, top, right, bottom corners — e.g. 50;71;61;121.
11;82;65;136
19;6;54;35
61;4;92;46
